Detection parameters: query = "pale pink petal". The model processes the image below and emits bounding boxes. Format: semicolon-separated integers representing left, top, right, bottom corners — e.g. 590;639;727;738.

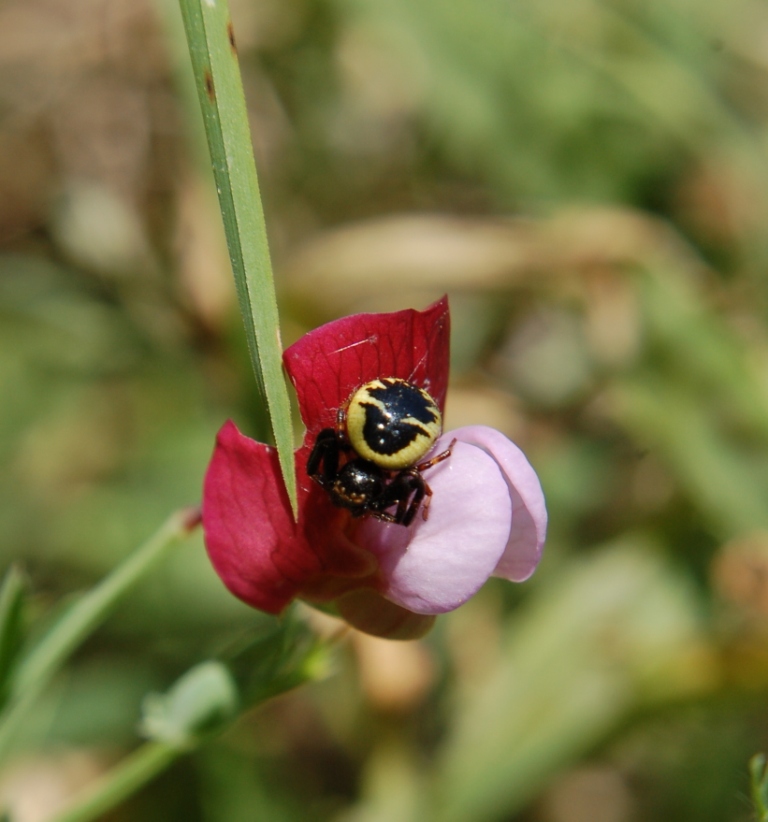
356;437;512;614
452;426;546;582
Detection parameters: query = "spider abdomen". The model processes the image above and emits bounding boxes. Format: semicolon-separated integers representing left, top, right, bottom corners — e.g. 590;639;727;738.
306;378;451;527
346;378;442;470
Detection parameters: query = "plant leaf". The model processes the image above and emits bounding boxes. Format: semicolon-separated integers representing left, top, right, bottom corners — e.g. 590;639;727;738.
177;0;297;513
140;661;239;746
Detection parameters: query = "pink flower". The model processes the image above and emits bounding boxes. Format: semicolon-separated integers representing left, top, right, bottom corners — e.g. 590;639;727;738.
202;298;546;639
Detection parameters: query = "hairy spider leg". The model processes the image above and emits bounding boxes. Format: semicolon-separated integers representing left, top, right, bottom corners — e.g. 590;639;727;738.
366;470;426;526
416;439;456;472
414;438;456;521
376;438;457;526
395;471;428;527
335;405;347;439
307;428;348;485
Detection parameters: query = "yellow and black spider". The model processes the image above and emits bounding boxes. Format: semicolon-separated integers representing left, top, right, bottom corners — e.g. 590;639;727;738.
307;378;454;526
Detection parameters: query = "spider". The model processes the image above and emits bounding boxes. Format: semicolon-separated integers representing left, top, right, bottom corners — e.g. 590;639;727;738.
307;378;454;527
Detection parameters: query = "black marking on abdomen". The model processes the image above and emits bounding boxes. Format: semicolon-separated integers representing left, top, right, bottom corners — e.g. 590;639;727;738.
361;404;428;456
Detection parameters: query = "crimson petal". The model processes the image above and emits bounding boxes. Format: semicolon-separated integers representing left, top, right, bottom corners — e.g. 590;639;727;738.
203;421;303;614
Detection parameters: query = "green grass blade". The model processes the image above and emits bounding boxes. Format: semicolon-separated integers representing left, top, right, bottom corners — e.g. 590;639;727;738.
177;0;297;513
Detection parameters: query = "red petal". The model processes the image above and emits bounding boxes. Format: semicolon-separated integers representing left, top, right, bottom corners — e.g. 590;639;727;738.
283;296;450;439
203;421;380;614
202;421;304;613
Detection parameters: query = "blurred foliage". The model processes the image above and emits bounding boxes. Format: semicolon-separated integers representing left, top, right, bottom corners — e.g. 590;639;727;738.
2;0;768;819
751;753;768;822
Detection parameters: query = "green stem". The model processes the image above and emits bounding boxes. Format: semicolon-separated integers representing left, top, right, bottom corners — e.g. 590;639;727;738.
50;741;183;822
0;507;200;760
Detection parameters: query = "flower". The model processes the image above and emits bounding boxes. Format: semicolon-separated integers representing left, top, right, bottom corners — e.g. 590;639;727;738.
202;297;546;639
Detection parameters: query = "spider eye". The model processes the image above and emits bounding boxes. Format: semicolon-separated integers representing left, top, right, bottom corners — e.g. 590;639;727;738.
346;378;442;470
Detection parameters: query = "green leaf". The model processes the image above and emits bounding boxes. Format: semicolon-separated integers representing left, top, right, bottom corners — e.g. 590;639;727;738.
0;566;26;713
225;609;331;707
177;0;297;513
140;661;239;746
139;614;327;746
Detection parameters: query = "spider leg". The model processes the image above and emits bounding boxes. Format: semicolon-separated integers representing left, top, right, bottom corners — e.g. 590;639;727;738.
371;439;457;526
367;478;405;523
408;438;455;522
417;438;457;472
335;405;347;438
418;481;434;522
400;476;427;527
307;428;344;485
374;470;427;527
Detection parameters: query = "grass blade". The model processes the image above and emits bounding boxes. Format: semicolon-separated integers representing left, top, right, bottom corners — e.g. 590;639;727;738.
177;0;297;512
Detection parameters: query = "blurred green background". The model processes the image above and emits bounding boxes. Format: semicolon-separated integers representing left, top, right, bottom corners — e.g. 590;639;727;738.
3;0;768;819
